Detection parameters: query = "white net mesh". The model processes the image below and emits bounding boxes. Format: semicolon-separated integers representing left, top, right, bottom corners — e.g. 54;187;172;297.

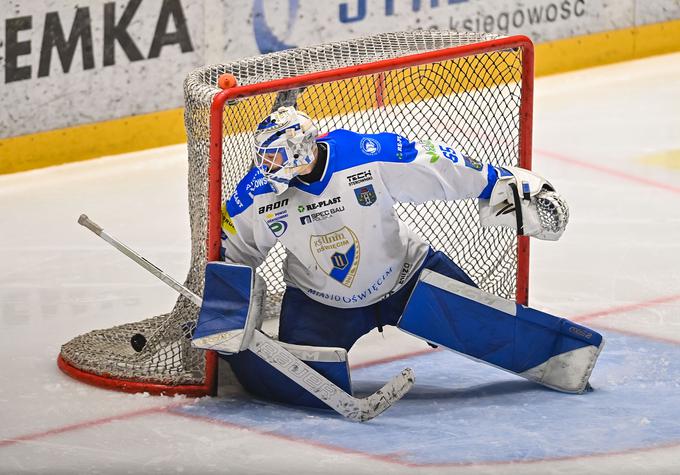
59;30;531;394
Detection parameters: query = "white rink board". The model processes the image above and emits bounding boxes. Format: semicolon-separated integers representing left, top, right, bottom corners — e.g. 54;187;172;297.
0;0;206;137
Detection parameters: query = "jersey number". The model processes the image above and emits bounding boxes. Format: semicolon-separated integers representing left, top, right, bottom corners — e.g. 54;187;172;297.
438;145;458;162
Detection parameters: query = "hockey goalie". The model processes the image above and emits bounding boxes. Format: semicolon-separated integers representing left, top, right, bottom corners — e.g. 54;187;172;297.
192;105;604;412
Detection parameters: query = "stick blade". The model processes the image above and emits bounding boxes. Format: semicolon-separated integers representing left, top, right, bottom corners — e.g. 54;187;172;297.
352;368;415;422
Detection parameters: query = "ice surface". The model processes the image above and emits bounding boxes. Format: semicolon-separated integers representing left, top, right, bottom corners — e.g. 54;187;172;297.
1;53;679;474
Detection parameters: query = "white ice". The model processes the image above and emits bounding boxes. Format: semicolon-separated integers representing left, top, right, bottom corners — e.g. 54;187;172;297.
1;52;679;474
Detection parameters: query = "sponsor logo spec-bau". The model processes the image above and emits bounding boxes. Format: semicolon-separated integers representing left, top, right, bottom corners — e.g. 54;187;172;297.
298;196;344;225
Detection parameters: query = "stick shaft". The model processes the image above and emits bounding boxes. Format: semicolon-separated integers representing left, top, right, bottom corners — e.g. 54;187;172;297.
78;214;202;306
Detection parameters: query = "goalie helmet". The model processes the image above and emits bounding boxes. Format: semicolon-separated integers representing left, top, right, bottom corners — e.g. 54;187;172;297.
254;106;318;194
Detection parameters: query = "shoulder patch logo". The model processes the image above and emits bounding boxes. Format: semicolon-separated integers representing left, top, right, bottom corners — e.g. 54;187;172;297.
310;227;360;287
463;153;484;171
360;137;381;155
354;184;377;207
221;203;237;235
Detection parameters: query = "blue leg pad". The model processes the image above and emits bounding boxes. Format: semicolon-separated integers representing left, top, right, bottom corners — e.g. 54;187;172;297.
398;269;604;393
193;262;264;353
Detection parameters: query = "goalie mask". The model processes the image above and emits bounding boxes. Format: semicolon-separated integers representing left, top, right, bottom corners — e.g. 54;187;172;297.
254;106;318;194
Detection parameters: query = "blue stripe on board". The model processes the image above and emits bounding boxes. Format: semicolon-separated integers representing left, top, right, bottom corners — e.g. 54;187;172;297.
173;331;680;466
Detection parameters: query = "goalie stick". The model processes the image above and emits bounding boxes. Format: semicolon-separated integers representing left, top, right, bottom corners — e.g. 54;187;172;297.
77;214;415;422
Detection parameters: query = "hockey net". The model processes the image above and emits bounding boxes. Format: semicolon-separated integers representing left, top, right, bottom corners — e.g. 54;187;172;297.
58;31;533;396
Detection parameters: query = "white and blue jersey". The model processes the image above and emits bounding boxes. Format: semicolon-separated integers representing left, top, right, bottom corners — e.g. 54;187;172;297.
221;129;500;309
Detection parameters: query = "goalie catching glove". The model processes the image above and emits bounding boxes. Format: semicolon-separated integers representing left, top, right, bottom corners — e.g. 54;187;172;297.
479;166;569;241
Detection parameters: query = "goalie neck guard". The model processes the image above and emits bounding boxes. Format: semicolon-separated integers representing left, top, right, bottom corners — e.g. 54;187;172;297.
254;107;318;194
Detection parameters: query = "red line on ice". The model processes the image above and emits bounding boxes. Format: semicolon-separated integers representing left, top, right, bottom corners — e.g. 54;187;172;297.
536;148;680;194
351;346;438;370
0;403;183;448
572;293;680;324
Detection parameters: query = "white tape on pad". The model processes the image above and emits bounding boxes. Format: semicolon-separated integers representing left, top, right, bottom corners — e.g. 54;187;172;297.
418;269;517;316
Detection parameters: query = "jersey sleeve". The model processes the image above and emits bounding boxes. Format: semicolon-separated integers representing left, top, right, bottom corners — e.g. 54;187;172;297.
377;134;501;204
220;202;275;269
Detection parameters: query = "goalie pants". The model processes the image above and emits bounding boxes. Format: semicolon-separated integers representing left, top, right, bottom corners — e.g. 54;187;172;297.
278;249;475;351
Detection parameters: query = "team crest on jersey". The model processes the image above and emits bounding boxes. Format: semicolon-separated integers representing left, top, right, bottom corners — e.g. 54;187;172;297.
354;184;377;207
360;137;380;155
310;227;360;287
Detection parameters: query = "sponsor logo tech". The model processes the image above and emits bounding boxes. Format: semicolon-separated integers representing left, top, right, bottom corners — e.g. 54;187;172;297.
347;170;372;186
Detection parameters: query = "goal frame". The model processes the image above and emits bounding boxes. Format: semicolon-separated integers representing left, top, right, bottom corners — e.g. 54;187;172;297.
208;34;533;303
